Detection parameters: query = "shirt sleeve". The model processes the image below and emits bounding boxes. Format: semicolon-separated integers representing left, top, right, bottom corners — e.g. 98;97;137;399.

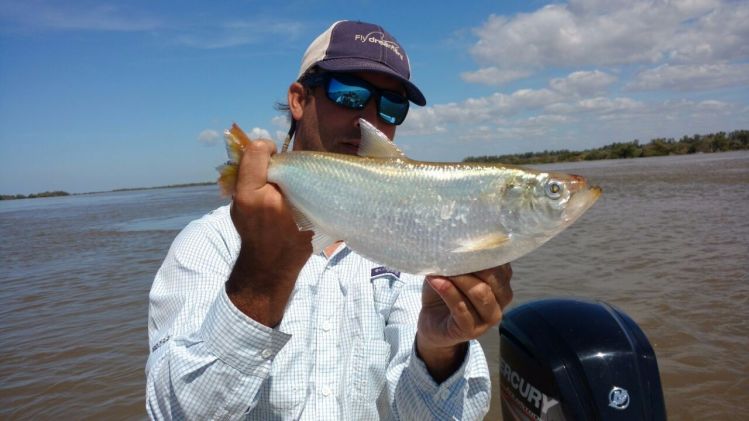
381;276;492;420
145;215;291;420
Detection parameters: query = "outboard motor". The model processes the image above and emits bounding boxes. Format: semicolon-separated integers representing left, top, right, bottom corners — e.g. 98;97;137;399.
498;298;666;420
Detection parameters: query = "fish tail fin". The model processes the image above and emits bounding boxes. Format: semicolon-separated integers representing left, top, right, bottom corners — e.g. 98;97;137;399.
217;123;252;197
216;163;239;197
225;123;252;162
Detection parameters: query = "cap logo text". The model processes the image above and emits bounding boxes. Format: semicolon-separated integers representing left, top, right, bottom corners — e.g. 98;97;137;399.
354;32;404;61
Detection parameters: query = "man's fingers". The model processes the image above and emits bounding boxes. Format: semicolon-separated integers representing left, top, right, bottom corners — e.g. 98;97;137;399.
472;263;514;310
236;139;277;193
447;274;502;326
425;276;478;332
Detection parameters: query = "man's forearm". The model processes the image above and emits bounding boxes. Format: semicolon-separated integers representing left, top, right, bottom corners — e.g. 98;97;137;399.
226;244;302;327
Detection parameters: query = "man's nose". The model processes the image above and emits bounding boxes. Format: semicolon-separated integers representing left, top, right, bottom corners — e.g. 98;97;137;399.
359;99;380;127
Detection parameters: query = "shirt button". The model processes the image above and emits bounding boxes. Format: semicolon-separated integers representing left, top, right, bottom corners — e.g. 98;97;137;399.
322;319;332;332
261;348;273;359
322;386;332;396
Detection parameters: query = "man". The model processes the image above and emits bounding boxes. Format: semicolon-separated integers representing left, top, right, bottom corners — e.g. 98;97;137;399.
147;20;513;420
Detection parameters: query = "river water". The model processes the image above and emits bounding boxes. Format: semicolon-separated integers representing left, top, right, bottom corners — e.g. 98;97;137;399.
1;151;747;420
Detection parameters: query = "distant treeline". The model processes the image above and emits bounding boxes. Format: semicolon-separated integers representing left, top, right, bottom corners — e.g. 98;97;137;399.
0;191;70;200
464;130;749;165
1;182;215;200
111;182;214;192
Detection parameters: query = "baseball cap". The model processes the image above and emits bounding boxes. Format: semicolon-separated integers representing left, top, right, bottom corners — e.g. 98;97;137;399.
298;20;426;106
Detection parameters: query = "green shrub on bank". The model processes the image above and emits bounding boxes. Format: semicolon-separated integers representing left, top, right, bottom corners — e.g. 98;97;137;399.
0;191;70;200
464;130;749;164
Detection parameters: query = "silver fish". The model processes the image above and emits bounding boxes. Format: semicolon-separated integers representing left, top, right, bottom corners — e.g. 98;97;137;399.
219;119;601;276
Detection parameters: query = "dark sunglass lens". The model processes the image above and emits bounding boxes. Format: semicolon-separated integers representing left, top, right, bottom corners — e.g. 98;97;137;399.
379;93;409;125
327;77;370;110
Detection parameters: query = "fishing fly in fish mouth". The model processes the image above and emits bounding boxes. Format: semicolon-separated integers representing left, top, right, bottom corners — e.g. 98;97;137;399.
218;118;601;277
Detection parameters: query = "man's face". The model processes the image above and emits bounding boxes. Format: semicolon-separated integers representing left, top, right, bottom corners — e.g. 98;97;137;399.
293;72;403;154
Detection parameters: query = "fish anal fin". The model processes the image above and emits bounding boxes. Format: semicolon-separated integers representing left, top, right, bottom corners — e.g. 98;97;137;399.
451;232;510;253
289;204;315;232
311;232;337;255
358;118;408;159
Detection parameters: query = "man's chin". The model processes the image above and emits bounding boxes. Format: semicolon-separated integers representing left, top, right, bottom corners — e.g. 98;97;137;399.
335;143;360;155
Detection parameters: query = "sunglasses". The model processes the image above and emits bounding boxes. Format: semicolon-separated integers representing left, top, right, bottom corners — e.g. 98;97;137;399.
303;72;410;125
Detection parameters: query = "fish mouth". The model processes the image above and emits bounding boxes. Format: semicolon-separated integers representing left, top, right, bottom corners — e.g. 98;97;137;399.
567;174;592;194
563;185;602;222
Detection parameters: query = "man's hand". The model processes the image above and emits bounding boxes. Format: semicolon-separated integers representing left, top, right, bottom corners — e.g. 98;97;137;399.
226;139;312;327
416;264;513;382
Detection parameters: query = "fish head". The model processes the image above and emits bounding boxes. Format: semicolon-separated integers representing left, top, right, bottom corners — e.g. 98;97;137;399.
500;170;602;237
534;171;601;230
539;172;601;218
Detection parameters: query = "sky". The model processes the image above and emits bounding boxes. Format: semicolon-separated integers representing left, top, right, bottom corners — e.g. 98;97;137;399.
1;0;747;195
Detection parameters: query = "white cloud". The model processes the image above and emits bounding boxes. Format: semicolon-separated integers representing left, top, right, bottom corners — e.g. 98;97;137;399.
198;126;282;149
0;1;305;50
198;129;221;146
661;3;749;63
523;114;571;126
173;19;304;49
627;63;749;91
697;100;730;111
275;130;288;144
549;70;617;96
461;67;532;85
248;127;272;140
271;115;290;128
398;95;747;162
545;96;644;115
0;0;160;32
404;68;630;138
465;0;749;86
398;0;748;162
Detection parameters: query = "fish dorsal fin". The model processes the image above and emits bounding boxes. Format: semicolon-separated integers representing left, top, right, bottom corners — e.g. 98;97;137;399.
358;118;407;159
451;232;511;253
289;202;336;254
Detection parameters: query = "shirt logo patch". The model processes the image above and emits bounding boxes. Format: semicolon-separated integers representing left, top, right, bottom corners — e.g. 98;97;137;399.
371;266;400;279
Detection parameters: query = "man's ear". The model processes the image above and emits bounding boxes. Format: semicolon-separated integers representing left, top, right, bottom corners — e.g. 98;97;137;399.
288;82;306;121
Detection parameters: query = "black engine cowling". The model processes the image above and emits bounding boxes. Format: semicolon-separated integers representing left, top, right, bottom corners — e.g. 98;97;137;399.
498;298;666;420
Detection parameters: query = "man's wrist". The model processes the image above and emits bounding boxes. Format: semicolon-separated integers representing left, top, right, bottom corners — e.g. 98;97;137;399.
415;335;469;384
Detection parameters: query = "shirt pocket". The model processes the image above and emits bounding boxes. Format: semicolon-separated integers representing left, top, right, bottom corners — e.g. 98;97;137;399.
348;338;391;418
371;275;404;322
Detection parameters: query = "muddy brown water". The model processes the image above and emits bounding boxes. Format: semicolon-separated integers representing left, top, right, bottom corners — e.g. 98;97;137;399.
1;151;747;419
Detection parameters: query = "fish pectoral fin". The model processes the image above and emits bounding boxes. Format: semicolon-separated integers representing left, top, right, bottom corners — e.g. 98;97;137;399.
358;118;408;159
311;231;336;255
451;232;510;253
289;204;335;254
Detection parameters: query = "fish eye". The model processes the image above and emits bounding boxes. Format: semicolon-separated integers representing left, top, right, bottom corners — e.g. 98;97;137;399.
545;180;563;199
